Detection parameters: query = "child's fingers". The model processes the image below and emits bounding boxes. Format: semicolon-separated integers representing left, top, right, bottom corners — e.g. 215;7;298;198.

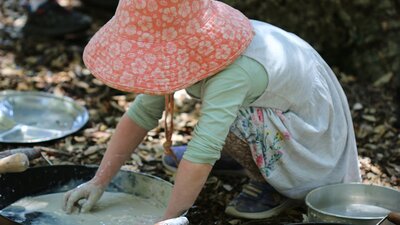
62;190;72;212
80;195;96;213
65;190;87;214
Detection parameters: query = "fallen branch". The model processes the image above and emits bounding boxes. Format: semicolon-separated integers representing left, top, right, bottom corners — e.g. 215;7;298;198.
0;146;71;161
35;146;72;157
0;148;41;160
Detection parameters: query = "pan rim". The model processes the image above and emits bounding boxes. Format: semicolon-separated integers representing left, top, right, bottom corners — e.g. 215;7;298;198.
305;182;400;220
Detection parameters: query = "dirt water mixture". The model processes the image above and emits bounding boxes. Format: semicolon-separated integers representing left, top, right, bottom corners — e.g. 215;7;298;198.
0;192;164;225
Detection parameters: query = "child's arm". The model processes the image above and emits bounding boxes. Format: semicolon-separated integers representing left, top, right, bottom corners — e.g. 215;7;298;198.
94;93;166;185
63;114;148;213
162;158;213;220
91;113;148;186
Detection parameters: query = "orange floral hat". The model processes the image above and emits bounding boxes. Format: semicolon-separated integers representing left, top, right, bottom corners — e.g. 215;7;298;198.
83;0;254;95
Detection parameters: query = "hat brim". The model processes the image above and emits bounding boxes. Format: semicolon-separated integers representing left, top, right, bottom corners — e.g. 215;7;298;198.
83;1;254;95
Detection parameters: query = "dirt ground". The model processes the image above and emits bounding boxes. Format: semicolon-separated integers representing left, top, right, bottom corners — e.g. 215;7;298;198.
0;2;399;225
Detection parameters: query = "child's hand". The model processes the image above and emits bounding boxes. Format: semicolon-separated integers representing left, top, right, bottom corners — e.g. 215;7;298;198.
155;217;189;225
63;180;106;214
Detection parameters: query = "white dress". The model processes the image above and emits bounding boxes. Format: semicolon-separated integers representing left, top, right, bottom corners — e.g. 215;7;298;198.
232;20;361;199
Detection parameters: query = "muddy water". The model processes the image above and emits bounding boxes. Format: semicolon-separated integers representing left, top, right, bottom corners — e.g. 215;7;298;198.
0;192;164;225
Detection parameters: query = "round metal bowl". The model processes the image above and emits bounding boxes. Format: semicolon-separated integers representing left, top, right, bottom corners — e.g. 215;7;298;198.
0;165;173;225
305;183;400;225
0;90;89;143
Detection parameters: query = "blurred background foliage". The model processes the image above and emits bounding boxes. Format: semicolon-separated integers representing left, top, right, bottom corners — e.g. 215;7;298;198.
221;0;400;84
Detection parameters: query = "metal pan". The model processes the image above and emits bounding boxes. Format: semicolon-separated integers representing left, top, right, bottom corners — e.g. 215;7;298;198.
242;183;400;225
0;165;173;225
305;183;400;225
241;215;400;225
0;90;89;143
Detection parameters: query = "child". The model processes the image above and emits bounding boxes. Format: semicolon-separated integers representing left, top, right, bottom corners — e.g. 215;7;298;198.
63;0;361;221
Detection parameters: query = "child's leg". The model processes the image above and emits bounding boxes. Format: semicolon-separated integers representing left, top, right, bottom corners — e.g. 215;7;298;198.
224;108;293;219
222;132;265;183
223;132;292;219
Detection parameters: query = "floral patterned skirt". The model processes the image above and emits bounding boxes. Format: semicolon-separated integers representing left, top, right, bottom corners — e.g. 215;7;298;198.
229;106;360;199
230;107;288;179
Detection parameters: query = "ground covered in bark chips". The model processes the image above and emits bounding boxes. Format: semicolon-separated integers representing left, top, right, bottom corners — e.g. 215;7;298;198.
1;1;399;225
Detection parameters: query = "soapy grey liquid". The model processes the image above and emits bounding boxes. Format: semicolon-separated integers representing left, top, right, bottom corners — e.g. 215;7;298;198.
320;203;390;218
1;192;164;225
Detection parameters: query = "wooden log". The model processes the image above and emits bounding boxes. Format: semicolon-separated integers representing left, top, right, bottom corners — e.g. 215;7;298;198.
0;147;41;160
0;153;29;174
0;147;71;161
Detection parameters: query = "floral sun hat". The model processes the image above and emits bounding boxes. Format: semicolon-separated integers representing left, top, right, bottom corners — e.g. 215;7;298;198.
83;0;254;95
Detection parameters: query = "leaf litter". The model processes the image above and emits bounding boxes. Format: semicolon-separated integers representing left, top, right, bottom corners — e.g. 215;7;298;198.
0;1;399;224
